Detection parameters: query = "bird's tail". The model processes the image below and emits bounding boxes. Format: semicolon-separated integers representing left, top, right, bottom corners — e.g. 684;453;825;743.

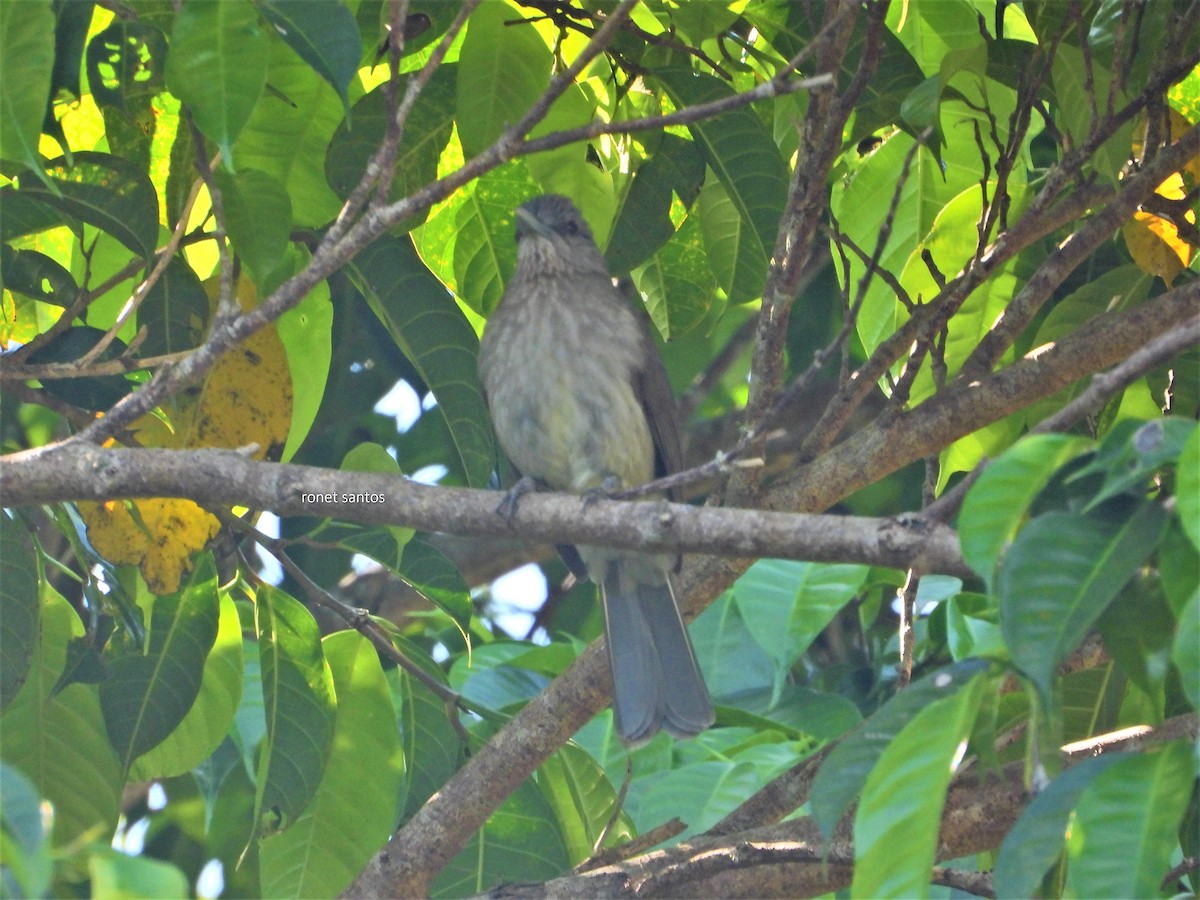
599;560;714;744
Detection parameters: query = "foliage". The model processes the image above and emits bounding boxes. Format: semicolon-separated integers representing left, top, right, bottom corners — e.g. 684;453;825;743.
1;1;1198;898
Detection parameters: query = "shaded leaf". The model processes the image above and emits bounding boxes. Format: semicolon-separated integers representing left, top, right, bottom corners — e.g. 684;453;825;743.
386;638;464;822
0;514;40;713
999;502;1168;702
656;67;788;302
130;591;243;779
26;325;133;411
324;65;456;232
0;589;122;846
606;134;705;275
0;243;77;307
994;754;1127;897
86;20;169;110
1067;742;1194;899
99;555;221;770
138;256;208;356
432;774;570;897
959;434;1090;587
810;658;991;839
213;167;293;288
254;586;336;832
347;234;494;487
259;631;404;898
10;152;159;258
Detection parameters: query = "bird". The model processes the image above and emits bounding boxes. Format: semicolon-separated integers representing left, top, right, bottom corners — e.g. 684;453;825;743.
477;194;714;744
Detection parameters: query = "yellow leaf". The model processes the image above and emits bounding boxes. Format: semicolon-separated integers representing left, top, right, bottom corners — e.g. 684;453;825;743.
1124;112;1199;285
82;276;293;593
80;497;220;595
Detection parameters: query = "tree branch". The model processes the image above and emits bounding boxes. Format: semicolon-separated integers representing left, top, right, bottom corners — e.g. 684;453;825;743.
0;446;972;578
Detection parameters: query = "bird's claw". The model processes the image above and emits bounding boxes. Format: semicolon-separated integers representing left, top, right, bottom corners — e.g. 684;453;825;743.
582;475;622;509
496;476;540;523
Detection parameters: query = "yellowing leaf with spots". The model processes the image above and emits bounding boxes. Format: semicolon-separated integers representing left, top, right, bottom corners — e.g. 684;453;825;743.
82;277;293;594
174;277;294;460
1123;109;1199;286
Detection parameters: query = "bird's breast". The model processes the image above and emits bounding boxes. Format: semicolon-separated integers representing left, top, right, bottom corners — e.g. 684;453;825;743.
480;278;655;492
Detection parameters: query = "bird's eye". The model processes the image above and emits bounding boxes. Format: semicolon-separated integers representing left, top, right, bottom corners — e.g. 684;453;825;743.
562;221;578;236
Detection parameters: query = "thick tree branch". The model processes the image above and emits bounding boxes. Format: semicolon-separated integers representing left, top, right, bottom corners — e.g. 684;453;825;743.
0;446;971;578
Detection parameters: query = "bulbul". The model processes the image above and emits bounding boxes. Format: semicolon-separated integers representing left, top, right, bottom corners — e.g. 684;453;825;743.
478;194;715;744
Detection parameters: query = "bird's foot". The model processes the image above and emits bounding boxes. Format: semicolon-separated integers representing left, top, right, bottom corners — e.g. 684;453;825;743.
582;475;622;509
496;476;541;523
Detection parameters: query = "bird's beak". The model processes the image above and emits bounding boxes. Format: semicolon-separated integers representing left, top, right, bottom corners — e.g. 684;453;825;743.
516;207;555;240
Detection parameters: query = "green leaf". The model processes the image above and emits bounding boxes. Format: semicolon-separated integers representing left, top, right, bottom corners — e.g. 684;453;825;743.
943;593;1005;661
449;643;550;713
100;555;221;771
137;256;209;356
536;743;635;863
0;190;73;242
277;262;332;463
655;67;788;302
213;168;293;289
0;589;122;846
88;850;189;899
324;65;456;232
851;670;986;899
130;591;243;779
634;212;719;339
0;243;78;308
254;585;337;832
1067;742;1194;899
689;593;776;700
260;631;404;898
1178;423;1200;550
451;162;539;315
1072;418;1196;510
230;41;342;228
959;434;1090;587
0;0;54;173
347;234;495;488
0;763;52;898
720;684;862;742
998;502;1168;701
831;120;986;354
631;759;764;839
1097;577;1175;696
386;640;464;822
1173;587;1199;710
259;0;361;114
0;514;40;713
606;134;705;275
748;2;930;148
166;0;268;164
993;753;1127;899
735;560;869;685
810;658;991;839
455;0;550;158
396;537;472;630
9;152;159;258
432;773;570;897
